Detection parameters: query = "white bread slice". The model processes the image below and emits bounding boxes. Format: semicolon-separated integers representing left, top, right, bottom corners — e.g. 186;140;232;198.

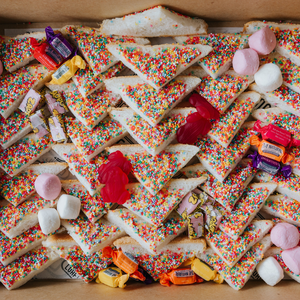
113;235;206;281
264;246;300;283
46;80;76;94
61;179;113;223
206;219;274;267
61;25;149;74
251;106;285;123
0;246;59;290
105;75;200;126
123;177;207;226
0;133;53;177
0;65;52;119
0;192;62;239
72;62;125;98
100;6;208;37
255;171;300;202
109;107;196;156
61;214;126;255
181;159;256;211
52;143;106;196
106;143;199;195
249;83;300;117
208;91;260;147
243;21;300;66
182;66;254;113
2;31;46;73
260;53;300;94
43;233;112;283
0;225;63;266
0;110;31;149
262;194;300;226
200;235;272;290
106;43;212;90
65;116;127;162
0;162;68;206
196;122;256;182
106;208;187;254
219;183;277;240
175;34;248;79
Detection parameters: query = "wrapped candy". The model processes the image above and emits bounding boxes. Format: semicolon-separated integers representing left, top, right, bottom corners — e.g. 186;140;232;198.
30;38;63;70
204;204;222;233
45;91;68;115
29;109;50;138
250;135;294;164
49;114;68;143
95;267;129;288
102;247;146;281
187;211;205;239
159;268;203;287
254;120;300;148
45;26;74;59
19;89;44;115
49;55;86;85
248;151;292;178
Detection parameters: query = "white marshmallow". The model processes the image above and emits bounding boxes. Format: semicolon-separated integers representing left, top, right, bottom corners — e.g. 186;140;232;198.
254;63;283;92
57;194;81;219
256;257;284;286
38;208;60;235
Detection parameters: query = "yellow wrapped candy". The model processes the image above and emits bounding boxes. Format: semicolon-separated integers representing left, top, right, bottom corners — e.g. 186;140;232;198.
95;267;130;288
49;55;86;85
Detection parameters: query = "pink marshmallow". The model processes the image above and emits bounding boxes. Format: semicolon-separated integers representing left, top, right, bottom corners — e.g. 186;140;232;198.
249;26;277;55
271;222;300;249
282;247;300;275
232;48;259;75
35;173;61;200
0;60;3;76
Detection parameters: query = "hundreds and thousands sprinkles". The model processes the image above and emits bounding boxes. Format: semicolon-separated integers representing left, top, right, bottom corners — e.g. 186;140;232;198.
272;85;300;113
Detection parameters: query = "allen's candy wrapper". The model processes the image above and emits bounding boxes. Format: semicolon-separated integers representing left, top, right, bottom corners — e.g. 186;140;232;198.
177;189;208;219
204;204;222;233
45;26;74;59
30;38;63;70
95;267;129;288
188;211;204;239
49;114;68;143
248;151;292;178
254;120;300;148
49;55;86;85
102;247;145;281
182;258;223;283
19;89;43;115
250;135;294;164
159;268;203;287
45;91;68;114
29;109;50;138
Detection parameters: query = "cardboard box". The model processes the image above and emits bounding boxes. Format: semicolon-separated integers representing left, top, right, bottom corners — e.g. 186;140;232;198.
1;0;300;297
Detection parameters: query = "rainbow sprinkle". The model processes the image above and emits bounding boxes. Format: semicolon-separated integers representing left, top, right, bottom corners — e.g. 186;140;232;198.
196;74;249;113
181;34;248;75
182;161;256;211
0;136;52;176
119;45;200;87
124;183;185;226
196;127;255;180
220;186;270;238
208;97;256;147
0;110;29;147
64;88;120;129
272;85;300;113
112;209;186;253
58;245;112;283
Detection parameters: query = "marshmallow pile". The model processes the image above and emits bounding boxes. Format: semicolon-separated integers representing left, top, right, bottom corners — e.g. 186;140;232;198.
233;27;283;92
35;173;81;234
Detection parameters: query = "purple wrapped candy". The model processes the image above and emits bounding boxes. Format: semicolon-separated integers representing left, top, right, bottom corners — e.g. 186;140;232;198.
136;267;154;285
248;151;292;178
45;26;74;59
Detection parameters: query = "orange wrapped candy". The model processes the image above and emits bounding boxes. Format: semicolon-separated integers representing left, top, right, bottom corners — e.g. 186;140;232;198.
159;268;203;287
250;135;294;164
102;247;145;281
